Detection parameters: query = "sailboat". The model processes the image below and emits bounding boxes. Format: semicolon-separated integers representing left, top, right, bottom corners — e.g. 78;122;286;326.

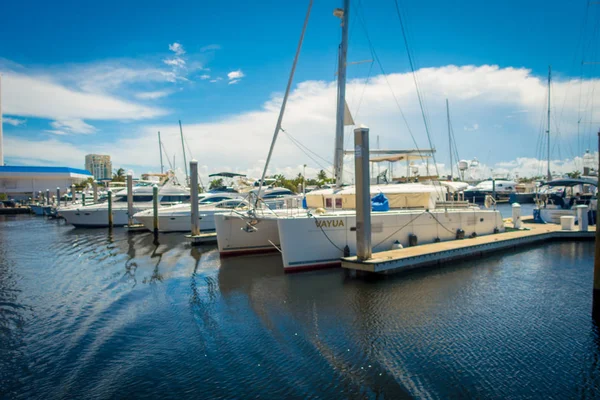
215;0;505;270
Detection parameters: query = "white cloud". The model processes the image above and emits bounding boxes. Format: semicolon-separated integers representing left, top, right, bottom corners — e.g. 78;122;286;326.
464;123;479;132
50;119;97;134
135;90;171;100
200;44;221;52
209;77;222;83
163;58;186;68
168;42;185;56
1;69;167;120
44;130;67;136
6;64;600;180
200;74;211;80
227;70;245;81
228;79;240;85
3;117;25;126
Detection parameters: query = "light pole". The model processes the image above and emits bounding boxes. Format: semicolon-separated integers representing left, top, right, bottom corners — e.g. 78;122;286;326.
303;164;307;196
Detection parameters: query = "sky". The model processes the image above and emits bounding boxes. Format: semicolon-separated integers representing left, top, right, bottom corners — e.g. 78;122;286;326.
1;0;600;182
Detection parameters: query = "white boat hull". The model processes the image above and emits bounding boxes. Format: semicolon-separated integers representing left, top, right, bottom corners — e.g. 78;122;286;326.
539;208;577;224
135;211;218;232
277;209;505;271
215;213;281;255
60;205;150;227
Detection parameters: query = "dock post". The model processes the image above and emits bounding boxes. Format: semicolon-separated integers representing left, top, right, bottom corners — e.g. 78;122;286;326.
190;160;200;236
93;181;98;203
152;184;159;238
82;193;86;206
56;187;60;207
126;172;134;226
46;189;50;206
107;189;113;229
593;129;600;320
512;203;522;229
576;205;589;231
354;126;371;261
71;184;75;205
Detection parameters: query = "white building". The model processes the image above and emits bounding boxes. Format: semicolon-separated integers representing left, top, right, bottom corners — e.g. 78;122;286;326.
0;166;93;200
85;154;112;180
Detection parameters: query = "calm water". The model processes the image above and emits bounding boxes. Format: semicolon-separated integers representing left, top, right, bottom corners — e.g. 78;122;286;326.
1;214;599;399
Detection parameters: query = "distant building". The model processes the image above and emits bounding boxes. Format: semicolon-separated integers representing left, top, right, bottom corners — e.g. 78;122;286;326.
0;166;93;200
85;154;112;180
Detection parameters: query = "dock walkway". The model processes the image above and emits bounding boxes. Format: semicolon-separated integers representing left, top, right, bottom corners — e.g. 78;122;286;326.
341;218;595;274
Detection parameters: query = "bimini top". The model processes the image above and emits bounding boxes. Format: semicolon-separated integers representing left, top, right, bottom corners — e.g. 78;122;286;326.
544;178;597;187
208;172;246;178
0;166;92;176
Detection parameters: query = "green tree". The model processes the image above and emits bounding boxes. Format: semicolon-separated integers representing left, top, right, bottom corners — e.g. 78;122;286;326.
209;178;224;190
112;168;126;182
566;170;581;179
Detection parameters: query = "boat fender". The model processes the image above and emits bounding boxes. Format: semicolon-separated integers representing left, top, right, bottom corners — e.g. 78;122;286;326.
408;234;418;247
434;237;441;243
456;229;465;239
343;245;350;257
470;232;477;238
314;207;326;215
391;240;403;250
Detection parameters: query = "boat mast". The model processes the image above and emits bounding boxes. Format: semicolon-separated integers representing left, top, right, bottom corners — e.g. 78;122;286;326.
254;0;313;204
546;65;552;181
158;131;164;174
446;98;452;181
179;120;189;185
333;0;350;188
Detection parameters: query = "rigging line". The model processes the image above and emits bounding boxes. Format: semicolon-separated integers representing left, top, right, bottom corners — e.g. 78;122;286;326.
371;211;425;249
282;131;337;177
281;129;334;166
354;2;441;193
161;142;174;170
182;135;205;189
310;214;346;252
392;0;440;179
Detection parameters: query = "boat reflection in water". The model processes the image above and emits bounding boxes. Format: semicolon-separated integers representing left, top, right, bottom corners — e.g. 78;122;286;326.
2;215;600;398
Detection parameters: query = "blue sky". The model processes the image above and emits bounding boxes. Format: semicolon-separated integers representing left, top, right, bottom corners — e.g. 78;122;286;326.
1;0;599;179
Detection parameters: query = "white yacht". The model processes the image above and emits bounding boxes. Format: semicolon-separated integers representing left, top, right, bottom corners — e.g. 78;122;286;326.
133;187;297;233
59;183;190;227
535;178;597;224
215;0;505;271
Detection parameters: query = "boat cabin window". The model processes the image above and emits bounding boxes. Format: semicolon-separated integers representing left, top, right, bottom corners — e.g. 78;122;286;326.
200;196;232;204
216;200;247;209
325;198;333;208
161;195;190;202
114;195;154;202
263;189;293;199
335;198;343;208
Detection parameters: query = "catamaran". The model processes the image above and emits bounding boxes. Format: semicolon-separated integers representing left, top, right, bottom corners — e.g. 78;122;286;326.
215;0;505;271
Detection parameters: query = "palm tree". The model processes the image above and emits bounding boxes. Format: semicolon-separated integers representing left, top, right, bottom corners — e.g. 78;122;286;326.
112;168;126;182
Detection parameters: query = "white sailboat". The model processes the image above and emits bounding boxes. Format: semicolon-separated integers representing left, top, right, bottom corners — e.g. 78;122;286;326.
215;0;505;270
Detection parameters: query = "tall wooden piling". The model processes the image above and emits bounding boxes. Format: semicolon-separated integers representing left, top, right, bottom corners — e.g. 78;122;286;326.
190;160;200;236
152;184;159;238
107;189;113;229
46;189;50;206
354;126;371;261
593;129;600;320
126;172;134;226
93;181;98;203
56;187;60;207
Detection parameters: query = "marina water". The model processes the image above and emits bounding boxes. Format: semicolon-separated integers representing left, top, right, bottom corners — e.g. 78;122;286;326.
1;212;599;398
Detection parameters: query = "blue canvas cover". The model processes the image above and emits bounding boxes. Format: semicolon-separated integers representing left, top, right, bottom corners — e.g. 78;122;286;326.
372;192;389;212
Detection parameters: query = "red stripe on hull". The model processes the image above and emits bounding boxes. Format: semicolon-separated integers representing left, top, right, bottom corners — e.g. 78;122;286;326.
284;261;341;273
219;247;279;257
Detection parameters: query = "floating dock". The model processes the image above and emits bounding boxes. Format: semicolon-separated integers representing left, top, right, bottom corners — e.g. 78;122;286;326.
186;232;217;245
0;207;32;215
341;218;595;275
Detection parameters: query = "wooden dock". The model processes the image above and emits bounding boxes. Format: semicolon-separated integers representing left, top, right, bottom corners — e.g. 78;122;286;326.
186;232;217;245
341;218;595;275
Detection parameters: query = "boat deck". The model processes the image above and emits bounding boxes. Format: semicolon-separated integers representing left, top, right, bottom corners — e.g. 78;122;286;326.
341;217;595;274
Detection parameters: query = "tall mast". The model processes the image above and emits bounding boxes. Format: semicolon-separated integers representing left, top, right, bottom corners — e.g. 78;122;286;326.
254;0;313;204
547;65;552;181
179;120;189;185
158;131;164;174
0;75;4;166
446;98;452;181
333;0;350;188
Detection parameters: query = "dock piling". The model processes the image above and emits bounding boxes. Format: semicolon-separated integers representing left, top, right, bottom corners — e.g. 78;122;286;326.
56;187;60;207
593;129;600;320
576;205;589;232
126;172;134;226
93;181;98;203
82;193;86;206
354;126;371;261
46;189;50;206
71;184;75;205
152;184;159;238
190;160;200;236
107;189;113;229
512;203;522;229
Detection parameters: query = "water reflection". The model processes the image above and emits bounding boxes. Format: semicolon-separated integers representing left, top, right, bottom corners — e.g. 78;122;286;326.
2;215;600;398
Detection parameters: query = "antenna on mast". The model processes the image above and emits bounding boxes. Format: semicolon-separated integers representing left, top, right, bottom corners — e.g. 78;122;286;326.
179;120;189;185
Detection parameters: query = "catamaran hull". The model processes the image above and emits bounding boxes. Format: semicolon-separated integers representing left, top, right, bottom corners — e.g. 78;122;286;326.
215;214;281;256
277;209;505;272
